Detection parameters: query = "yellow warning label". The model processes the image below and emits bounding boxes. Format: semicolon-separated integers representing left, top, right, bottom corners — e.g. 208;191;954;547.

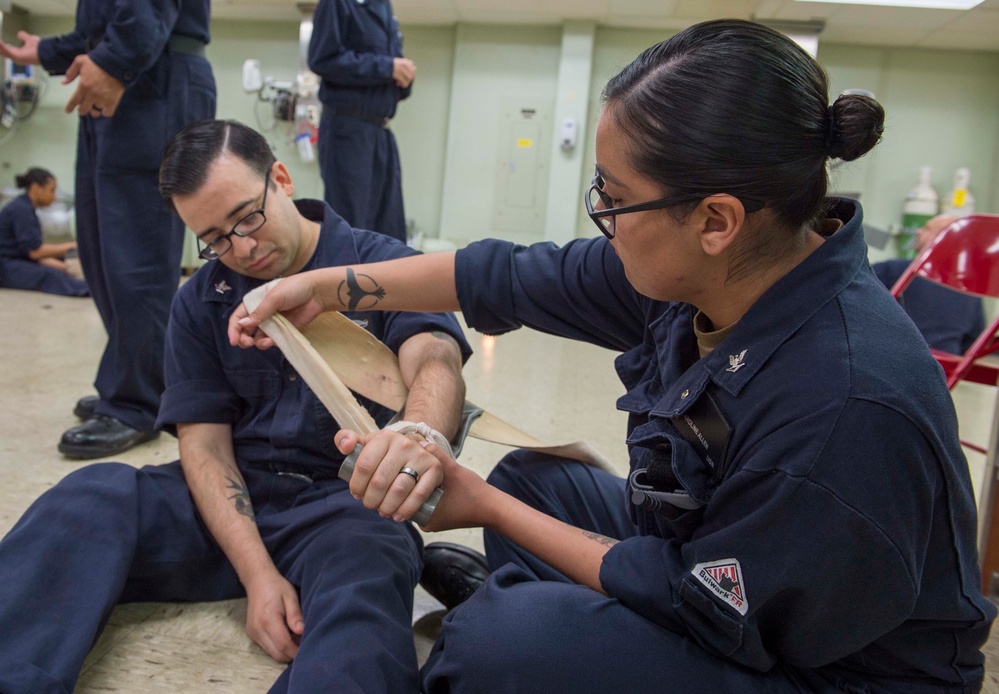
516;138;534;148
952;190;967;208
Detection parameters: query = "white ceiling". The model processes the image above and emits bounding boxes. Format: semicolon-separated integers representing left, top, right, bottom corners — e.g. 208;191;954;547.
18;0;999;51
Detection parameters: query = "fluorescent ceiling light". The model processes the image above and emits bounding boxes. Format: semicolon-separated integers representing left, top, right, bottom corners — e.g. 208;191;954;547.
796;0;983;8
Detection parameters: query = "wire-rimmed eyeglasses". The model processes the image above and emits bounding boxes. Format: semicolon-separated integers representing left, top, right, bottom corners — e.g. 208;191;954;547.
197;171;271;261
584;168;765;240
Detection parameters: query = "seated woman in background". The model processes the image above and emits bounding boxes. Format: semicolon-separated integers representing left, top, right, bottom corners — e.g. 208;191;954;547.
0;167;88;297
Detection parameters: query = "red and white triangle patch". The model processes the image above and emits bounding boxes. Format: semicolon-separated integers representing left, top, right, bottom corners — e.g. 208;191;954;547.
691;558;748;616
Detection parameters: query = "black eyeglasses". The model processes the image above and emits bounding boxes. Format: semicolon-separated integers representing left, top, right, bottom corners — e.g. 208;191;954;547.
197;171;271;260
584;168;765;240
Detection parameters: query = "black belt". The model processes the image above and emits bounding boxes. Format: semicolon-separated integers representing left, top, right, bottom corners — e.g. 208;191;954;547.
327;106;391;128
84;34;206;59
169;34;207;58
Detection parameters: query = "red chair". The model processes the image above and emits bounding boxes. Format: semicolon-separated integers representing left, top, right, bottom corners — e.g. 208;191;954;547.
898;215;999;590
889;216;999;438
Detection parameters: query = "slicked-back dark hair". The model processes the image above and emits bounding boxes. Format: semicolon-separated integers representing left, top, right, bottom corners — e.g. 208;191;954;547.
603;19;884;241
159;119;277;212
15;168;54;190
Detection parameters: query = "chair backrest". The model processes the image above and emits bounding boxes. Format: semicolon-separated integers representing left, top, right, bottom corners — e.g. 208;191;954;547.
886;214;999;393
911;215;999;299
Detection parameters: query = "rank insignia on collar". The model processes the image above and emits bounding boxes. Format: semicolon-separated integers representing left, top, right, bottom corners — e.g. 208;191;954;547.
726;349;747;373
214;280;232;295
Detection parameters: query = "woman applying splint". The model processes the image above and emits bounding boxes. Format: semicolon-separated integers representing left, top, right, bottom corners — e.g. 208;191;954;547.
232;19;995;694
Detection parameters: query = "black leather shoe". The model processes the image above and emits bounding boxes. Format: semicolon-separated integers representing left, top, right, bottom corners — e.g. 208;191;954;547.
420;542;490;611
73;395;100;420
58;415;159;459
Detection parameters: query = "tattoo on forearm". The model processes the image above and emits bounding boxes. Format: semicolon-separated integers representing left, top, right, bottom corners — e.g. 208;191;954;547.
226;475;255;520
582;530;619;548
337;267;386;311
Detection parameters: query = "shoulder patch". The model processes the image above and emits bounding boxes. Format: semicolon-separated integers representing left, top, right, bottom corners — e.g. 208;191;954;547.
691;558;748;616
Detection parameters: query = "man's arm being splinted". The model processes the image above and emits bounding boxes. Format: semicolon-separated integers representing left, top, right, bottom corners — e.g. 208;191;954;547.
396;329;466;442
177;422;303;663
336;327;466;524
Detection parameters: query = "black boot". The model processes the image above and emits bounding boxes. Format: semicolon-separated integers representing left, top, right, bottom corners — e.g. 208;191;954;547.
72;395;100;420
58;415;159;459
420;542;490;611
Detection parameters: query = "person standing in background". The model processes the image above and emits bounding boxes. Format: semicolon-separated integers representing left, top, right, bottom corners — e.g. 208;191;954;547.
0;0;217;459
873;214;985;355
308;0;414;243
0;167;89;297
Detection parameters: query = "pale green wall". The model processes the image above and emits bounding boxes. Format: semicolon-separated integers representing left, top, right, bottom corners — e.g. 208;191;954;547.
3;16;998;264
0;15;77;194
391;25;456;240
823;44;999;261
544;22;595;247
438;24;562;245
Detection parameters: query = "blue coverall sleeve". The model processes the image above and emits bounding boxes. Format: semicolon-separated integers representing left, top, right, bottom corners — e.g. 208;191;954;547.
86;0;180;88
158;287;243;429
454;237;647;352
308;0;395;86
600;400;929;672
8;202;43;257
37;31;88;76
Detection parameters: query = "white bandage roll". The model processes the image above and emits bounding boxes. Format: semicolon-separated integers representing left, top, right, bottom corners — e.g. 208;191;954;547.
384;420;454;459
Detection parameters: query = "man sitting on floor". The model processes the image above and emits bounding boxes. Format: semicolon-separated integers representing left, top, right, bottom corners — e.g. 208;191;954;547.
0;119;471;694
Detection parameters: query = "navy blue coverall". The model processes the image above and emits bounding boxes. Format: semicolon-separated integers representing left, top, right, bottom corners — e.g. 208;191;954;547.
422;199;996;694
36;0;216;432
0;200;471;694
873;258;985;355
0;195;88;296
308;0;410;242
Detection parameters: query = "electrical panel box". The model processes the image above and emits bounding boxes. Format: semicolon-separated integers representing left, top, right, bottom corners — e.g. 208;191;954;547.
492;98;552;236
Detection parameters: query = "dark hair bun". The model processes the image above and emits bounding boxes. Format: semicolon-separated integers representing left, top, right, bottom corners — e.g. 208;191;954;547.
14;167;54;190
828;93;885;162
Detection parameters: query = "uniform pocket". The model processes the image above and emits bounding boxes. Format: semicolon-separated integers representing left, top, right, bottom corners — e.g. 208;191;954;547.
676;577;745;656
224;369;280;404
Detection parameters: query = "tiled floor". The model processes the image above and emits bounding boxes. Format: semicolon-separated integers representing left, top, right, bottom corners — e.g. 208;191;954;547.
0;287;629;691
1;287;997;691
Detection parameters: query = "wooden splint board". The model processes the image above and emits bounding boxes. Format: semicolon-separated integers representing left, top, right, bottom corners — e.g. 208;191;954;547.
242;280;613;471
